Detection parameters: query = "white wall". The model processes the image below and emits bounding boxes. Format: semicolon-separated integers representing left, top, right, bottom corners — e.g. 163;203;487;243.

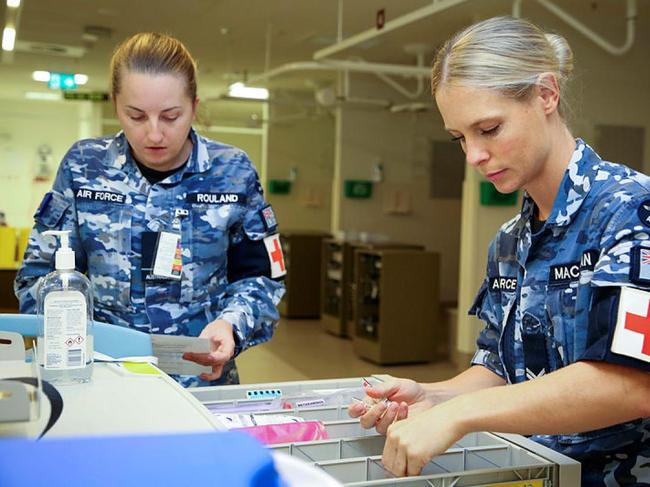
0;98;95;228
333;78;463;303
266;97;334;232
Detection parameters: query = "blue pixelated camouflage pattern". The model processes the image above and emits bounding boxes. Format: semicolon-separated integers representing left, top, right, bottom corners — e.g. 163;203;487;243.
15;129;285;387
469;139;650;485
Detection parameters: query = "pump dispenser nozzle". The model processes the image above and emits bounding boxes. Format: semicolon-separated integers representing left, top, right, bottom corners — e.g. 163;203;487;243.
43;230;75;270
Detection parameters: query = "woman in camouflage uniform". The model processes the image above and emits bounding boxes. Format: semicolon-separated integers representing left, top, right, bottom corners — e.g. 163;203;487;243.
350;17;650;485
16;33;285;387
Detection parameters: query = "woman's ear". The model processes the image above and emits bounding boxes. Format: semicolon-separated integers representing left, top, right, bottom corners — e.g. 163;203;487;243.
536;73;560;115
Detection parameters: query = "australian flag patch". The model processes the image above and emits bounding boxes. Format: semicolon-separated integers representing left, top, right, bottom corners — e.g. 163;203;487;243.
260;205;278;232
631;246;650;285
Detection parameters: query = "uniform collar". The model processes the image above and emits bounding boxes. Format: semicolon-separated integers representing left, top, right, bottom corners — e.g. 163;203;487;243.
104;127;211;174
516;138;601;234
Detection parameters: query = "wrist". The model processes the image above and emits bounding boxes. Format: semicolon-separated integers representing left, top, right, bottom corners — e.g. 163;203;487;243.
443;394;475;438
421;381;457;406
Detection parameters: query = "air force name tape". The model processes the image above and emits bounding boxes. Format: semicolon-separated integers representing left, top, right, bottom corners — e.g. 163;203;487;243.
75;188;126;204
489;276;517;291
263;234;286;279
548;249;598;286
186;193;246;205
612;287;650;363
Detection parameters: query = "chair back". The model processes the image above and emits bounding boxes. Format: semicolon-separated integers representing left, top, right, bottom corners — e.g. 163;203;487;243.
0;314;152;358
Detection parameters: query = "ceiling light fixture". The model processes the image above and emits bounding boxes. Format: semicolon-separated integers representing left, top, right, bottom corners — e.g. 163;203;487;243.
7;0;21;7
74;73;88;85
2;26;16;51
228;82;269;100
32;70;51;82
32;71;89;87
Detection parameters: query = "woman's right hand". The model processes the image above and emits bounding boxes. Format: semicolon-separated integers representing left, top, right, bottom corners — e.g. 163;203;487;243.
348;378;432;434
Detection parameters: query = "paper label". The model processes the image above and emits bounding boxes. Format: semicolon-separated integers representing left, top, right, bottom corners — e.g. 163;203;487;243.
294;399;326;409
152;232;183;280
42;290;87;370
151;334;212;375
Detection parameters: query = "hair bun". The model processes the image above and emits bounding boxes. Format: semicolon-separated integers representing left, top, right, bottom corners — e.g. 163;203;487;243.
545;32;574;79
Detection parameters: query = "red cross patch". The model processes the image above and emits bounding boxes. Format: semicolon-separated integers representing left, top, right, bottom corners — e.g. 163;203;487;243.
263;234;286;279
612;287;650;363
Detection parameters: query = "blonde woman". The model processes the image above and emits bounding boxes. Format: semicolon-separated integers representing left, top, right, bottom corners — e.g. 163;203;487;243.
350;17;650;485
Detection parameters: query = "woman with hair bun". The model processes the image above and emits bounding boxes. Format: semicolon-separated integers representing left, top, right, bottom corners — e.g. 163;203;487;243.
350;17;650;485
16;33;285;387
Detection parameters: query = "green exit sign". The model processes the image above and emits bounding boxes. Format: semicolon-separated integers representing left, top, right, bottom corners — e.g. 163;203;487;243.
48;72;77;90
63;91;110;102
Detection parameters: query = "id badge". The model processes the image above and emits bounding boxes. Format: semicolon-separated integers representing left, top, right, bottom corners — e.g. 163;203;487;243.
152;232;183;280
142;231;182;281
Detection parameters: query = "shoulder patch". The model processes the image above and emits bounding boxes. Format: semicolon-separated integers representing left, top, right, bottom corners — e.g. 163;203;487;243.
630;246;650;285
35;192;53;217
612;287;650;363
260;205;278;232
637;199;650;228
263;234;286;278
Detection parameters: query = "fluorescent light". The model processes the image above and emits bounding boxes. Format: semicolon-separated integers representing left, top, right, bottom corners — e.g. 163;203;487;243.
25;91;62;101
74;73;88;85
228;82;269;100
7;0;21;7
2;26;16;51
32;70;51;82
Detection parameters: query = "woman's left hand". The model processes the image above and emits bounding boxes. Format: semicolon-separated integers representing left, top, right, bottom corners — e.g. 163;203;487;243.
182;319;235;381
382;399;466;477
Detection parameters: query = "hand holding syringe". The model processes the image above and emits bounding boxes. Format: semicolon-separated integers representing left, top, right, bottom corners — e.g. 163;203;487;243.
348;376;428;434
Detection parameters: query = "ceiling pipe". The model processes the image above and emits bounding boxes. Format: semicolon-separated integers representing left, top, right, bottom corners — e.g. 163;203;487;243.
314;0;469;61
513;0;636;56
240;60;431;89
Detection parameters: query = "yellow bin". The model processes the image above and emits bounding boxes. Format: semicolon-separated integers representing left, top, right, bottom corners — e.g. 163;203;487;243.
17;227;31;264
0;227;17;267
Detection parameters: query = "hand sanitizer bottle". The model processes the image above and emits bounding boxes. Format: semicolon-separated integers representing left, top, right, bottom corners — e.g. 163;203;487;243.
36;230;94;384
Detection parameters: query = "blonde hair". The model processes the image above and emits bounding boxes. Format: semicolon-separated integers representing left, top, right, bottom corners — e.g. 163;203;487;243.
431;16;573;116
110;32;198;100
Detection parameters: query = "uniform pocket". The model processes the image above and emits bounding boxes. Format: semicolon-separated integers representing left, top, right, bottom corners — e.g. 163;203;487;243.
181;204;233;302
77;200;133;311
34;192;70;228
545;283;578;366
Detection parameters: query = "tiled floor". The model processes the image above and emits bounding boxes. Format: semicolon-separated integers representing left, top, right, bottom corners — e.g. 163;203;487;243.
237;318;462;385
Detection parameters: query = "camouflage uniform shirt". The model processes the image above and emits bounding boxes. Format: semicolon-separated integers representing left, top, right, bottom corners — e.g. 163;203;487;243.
470;139;650;485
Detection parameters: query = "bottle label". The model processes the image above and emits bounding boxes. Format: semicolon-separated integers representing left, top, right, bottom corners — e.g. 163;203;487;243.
43;290;88;370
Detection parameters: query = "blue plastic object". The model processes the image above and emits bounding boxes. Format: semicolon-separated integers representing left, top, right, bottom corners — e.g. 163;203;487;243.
247;388;283;399
0;431;285;487
0;313;152;358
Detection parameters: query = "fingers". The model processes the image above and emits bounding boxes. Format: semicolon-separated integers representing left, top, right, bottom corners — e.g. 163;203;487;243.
397;402;409;421
375;401;400;435
382;424;406;477
364;382;398;400
182;352;213;366
359;401;388;429
348;402;368;418
200;362;225;381
406;455;426;477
